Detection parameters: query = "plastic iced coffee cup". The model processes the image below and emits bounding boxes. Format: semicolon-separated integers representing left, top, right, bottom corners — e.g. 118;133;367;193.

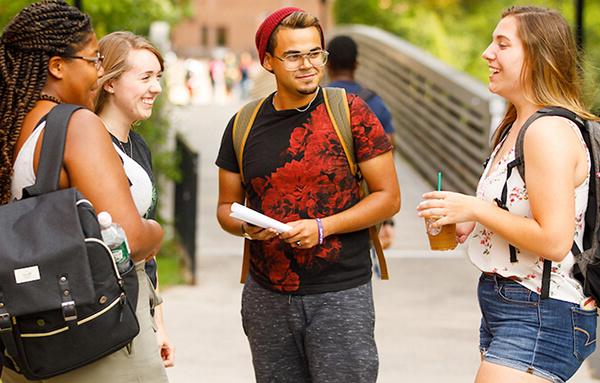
424;216;457;251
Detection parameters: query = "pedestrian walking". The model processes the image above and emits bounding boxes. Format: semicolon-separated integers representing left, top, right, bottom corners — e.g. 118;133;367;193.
0;1;164;382
418;6;598;382
95;31;175;372
216;7;400;383
327;34;397;251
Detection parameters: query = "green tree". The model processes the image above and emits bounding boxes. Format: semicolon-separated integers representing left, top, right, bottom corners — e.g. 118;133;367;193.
2;0;191;284
1;0;188;34
334;0;600;111
1;0;187;188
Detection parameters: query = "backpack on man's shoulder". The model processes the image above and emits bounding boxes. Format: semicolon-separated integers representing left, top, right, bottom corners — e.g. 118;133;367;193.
495;106;600;301
231;87;389;283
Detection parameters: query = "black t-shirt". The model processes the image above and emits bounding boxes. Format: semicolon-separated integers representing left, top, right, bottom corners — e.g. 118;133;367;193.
111;131;158;287
216;88;392;294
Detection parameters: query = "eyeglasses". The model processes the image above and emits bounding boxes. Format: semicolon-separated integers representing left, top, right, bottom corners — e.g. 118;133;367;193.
273;50;329;71
64;52;104;70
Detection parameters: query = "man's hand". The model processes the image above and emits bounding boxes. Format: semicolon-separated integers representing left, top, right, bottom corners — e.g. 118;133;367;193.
279;219;319;249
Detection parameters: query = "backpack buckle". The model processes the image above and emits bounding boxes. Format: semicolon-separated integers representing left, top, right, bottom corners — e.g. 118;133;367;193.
494;198;508;211
0;312;12;332
61;301;78;322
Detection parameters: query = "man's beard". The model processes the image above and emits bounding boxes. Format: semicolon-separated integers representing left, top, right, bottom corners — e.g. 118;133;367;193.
298;85;318;95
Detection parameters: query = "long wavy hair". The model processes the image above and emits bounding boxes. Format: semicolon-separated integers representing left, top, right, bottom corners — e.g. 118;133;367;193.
94;31;164;115
492;6;598;147
0;0;93;204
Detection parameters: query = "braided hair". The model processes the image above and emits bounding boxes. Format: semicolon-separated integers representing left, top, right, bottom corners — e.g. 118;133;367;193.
0;0;93;204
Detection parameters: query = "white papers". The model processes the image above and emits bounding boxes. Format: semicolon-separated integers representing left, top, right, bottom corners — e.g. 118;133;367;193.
230;203;292;233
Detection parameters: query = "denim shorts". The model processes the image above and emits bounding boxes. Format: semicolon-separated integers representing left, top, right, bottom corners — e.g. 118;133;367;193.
478;273;597;382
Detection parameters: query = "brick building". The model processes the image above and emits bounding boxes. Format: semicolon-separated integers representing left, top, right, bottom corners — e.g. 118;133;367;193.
171;0;334;58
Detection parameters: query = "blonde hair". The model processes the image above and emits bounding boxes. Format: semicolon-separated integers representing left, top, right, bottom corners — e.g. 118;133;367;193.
94;31;164;114
492;6;597;147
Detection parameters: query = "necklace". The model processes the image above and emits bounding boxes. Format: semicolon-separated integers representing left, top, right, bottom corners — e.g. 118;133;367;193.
116;134;133;158
39;93;62;104
100;117;133;157
273;88;320;112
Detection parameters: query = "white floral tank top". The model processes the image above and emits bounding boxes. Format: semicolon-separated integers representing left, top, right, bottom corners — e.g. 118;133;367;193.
467;120;590;304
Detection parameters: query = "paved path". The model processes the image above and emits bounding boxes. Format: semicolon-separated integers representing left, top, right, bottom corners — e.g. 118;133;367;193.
162;103;596;382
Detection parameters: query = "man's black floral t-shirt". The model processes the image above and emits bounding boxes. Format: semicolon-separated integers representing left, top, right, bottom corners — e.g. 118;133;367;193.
216;88;392;294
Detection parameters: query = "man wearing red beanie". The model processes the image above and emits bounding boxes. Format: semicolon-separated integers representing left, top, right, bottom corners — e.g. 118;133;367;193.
216;7;400;382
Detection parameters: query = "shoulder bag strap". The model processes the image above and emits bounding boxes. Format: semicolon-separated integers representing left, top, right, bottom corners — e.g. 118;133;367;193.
323;87;389;280
323;87;357;176
233;98;265;283
22;104;82;197
501;107;583;299
232;98;266;184
356;87;377;103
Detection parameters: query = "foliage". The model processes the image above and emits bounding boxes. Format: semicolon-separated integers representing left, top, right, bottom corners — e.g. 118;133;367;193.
0;0;190;35
1;0;189;281
334;0;600;111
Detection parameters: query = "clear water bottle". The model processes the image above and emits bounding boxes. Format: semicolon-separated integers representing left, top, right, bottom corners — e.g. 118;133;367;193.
97;211;132;274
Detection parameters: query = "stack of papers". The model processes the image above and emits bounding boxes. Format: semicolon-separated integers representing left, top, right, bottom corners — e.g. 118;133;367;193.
230;203;292;233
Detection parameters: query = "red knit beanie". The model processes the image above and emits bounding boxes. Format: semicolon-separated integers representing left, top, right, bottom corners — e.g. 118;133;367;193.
255;7;324;65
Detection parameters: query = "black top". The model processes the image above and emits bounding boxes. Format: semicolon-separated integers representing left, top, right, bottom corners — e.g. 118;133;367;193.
216;89;392;294
111;131;158;288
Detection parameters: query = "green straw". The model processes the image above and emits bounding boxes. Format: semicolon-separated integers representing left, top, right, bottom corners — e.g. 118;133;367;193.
437;172;442;191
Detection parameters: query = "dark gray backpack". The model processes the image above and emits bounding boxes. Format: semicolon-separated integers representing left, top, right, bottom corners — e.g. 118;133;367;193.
0;104;139;379
494;107;600;300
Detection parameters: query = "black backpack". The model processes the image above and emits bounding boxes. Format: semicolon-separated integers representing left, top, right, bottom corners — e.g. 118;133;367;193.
0;104;140;379
494;106;600;300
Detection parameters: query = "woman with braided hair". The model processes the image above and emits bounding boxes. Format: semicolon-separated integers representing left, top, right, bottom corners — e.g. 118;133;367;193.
0;1;168;382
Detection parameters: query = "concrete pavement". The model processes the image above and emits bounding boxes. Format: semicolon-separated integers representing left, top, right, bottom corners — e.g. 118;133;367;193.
161;102;596;382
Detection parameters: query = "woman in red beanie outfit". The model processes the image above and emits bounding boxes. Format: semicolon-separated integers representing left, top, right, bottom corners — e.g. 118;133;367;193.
216;7;400;383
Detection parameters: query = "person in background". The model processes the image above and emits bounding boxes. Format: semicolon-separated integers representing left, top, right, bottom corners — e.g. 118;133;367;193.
0;1;165;381
327;34;396;251
216;7;400;382
418;6;597;382
94;31;175;370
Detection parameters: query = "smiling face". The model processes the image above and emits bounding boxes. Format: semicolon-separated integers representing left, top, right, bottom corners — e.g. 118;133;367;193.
104;48;162;123
482;16;526;99
264;26;324;97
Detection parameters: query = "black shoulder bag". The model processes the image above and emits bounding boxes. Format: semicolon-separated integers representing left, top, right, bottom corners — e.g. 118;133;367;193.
0;104;140;379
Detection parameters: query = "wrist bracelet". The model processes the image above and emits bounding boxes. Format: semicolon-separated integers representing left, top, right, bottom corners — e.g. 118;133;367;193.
316;218;324;245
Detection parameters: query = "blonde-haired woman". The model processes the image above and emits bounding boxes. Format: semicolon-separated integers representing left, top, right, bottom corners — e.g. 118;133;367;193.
418;6;597;383
95;31;174;372
1;2;166;382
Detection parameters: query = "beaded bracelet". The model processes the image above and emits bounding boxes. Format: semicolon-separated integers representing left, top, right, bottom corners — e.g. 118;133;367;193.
316;218;324;245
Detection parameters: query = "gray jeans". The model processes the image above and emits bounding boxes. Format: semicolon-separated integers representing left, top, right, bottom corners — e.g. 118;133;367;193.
241;276;378;383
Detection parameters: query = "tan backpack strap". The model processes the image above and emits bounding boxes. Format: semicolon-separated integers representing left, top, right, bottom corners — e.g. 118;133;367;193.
232;98;265;284
323;87;357;176
323;87;389;280
240;239;251;283
232;98;266;183
369;226;389;280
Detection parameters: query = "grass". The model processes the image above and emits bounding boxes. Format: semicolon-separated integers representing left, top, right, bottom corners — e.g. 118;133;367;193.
156;236;189;288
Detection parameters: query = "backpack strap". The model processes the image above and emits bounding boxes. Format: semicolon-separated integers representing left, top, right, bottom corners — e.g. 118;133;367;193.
22;104;82;197
232;98;266;184
233;97;266;283
356;87;377;103
323;87;389;280
323;87;357;175
498;106;586;299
